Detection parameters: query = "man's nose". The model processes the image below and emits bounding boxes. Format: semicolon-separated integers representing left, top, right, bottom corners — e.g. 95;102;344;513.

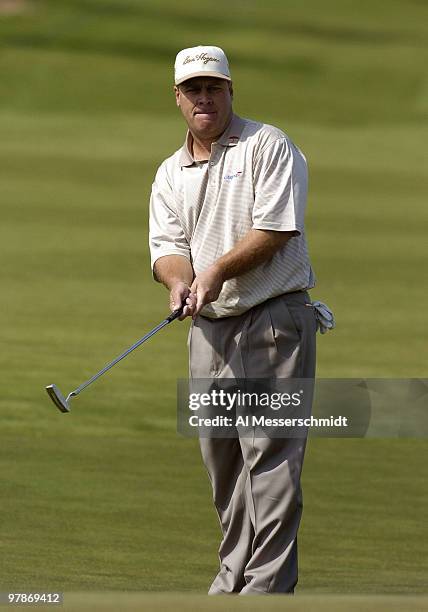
197;89;213;105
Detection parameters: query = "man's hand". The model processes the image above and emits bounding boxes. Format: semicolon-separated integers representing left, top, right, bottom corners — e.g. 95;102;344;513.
190;264;224;318
153;255;196;320
156;230;295;320
170;281;197;320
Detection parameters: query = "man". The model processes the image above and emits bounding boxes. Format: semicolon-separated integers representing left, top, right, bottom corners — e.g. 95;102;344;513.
149;45;331;594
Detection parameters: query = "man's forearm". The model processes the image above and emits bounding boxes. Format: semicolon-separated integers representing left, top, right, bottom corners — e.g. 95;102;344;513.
188;229;297;317
153;255;194;290
214;228;297;281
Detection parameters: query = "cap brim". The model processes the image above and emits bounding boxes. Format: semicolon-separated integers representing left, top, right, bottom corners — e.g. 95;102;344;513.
175;71;232;85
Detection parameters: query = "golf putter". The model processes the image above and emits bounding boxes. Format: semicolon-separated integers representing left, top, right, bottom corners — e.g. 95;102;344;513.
46;304;184;413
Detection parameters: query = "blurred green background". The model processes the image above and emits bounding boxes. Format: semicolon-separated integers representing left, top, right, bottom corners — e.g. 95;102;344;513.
1;0;427;605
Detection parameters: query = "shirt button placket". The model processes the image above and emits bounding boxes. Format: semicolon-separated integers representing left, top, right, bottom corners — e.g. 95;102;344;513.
208;156;216;188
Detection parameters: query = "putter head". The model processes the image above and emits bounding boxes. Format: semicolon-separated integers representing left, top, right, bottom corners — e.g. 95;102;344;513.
46;384;70;413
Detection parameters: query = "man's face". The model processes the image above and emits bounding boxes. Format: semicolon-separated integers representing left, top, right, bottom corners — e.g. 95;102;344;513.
174;77;233;141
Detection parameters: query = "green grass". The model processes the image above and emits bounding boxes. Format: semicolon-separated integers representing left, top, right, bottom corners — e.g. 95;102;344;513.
0;0;427;601
19;593;428;612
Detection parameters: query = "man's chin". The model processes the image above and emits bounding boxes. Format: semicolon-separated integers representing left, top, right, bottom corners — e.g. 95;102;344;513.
188;112;232;140
193;114;218;130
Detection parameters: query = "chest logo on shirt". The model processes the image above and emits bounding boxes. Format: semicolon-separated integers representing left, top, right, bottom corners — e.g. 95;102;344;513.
224;170;243;181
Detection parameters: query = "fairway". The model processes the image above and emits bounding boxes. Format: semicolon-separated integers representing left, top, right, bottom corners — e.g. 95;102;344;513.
24;593;428;611
1;0;427;603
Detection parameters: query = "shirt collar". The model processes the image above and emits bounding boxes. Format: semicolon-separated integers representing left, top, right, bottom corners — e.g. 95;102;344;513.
179;133;195;167
217;114;246;147
179;113;246;168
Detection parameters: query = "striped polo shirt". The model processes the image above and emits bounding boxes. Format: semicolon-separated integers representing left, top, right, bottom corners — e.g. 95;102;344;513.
149;114;315;318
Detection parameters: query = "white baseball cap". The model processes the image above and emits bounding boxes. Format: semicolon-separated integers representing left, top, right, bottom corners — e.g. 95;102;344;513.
174;45;231;86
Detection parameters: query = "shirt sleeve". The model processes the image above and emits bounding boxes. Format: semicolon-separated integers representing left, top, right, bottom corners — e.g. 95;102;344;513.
252;136;308;234
149;162;191;278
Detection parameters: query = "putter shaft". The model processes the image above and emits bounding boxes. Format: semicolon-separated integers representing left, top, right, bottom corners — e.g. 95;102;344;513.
46;305;184;412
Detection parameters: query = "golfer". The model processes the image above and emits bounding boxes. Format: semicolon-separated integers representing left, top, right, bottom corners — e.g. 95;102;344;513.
149;45;332;594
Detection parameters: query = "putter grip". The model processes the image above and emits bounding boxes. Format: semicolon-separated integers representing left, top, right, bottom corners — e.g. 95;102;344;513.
166;304;185;323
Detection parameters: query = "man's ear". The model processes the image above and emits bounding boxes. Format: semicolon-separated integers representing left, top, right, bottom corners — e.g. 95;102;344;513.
229;82;234;100
174;85;180;107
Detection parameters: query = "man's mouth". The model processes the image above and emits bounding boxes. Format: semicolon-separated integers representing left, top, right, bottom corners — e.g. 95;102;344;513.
195;111;217;118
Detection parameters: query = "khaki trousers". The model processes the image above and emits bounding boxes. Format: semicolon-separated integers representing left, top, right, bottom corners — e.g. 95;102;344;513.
188;291;317;594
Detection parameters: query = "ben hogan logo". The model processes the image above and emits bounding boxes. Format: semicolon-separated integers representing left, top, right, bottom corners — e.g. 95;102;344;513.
183;53;220;65
224;170;243;181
